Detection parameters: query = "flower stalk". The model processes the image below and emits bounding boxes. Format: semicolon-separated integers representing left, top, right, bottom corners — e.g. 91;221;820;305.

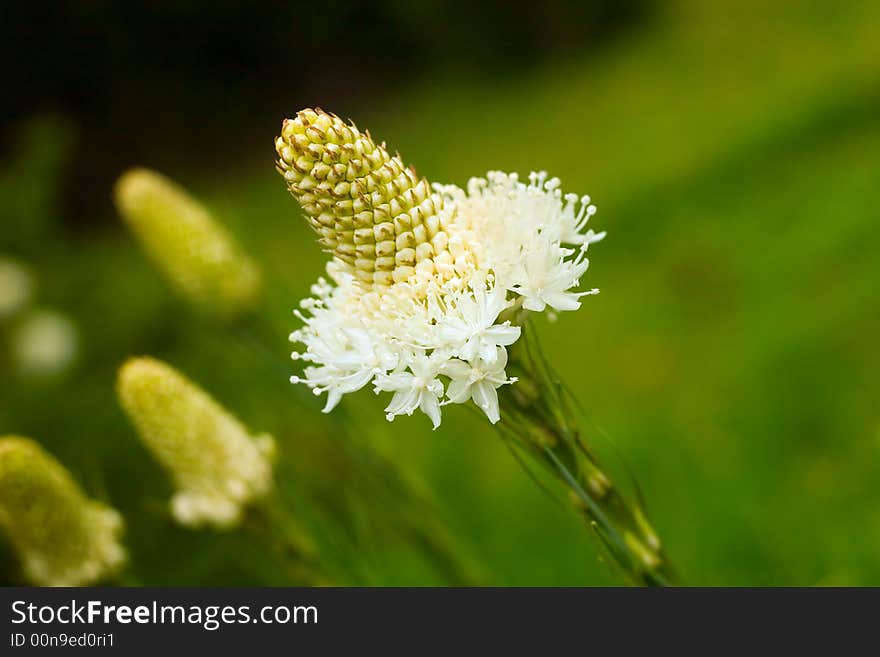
498;323;679;586
277;108;675;585
244;497;332;586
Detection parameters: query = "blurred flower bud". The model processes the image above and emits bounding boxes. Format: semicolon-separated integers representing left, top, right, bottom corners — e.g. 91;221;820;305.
0;257;33;319
114;168;262;320
275;108;450;285
117;357;276;529
11;308;78;377
0;436;126;586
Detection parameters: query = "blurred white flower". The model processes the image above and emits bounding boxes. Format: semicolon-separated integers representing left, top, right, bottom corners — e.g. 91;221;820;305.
12;309;78;376
0;257;33;320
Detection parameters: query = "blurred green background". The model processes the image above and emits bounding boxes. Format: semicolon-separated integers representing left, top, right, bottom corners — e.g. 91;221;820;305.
2;0;879;585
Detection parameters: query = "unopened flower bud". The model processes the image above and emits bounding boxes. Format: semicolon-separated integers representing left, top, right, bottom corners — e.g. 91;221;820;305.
114;168;262;319
275;108;452;285
0;436;126;586
117;357;275;529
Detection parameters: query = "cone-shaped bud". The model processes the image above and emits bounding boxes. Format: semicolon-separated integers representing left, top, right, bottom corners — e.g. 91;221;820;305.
117;357;276;529
275;108;452;285
0;436;126;586
114;168;262;319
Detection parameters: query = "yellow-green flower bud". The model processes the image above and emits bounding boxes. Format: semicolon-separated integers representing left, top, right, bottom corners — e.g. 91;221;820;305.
117;357;276;529
0;436;126;586
275;108;451;285
114;168;262;319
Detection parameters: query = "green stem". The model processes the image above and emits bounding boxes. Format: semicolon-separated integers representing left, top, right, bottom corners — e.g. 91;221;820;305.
245;495;332;586
498;321;680;587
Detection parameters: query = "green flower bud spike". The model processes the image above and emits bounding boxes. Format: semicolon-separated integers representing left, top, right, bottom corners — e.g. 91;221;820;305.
275;108;452;285
115;168;262;319
117;357;276;529
0;436;126;586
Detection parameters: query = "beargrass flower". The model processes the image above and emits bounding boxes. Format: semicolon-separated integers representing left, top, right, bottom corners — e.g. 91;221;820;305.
278;108;678;586
278;108;603;428
117;357;276;529
114;168;262;320
0;436;126;586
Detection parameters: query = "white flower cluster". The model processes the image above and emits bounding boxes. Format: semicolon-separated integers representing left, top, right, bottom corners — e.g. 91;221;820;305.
290;171;605;428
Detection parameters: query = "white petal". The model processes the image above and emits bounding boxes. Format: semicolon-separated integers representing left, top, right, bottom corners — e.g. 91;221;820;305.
478;339;498;364
542;292;581;311
419;391;442;429
472;381;500;424
385;388;418;416
441;359;471;379
338;368;374;392
521;296;547;312
459;337;480;362
375;372;412;392
446;378;472;404
322;389;343;413
485;323;521;346
438;319;469;343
